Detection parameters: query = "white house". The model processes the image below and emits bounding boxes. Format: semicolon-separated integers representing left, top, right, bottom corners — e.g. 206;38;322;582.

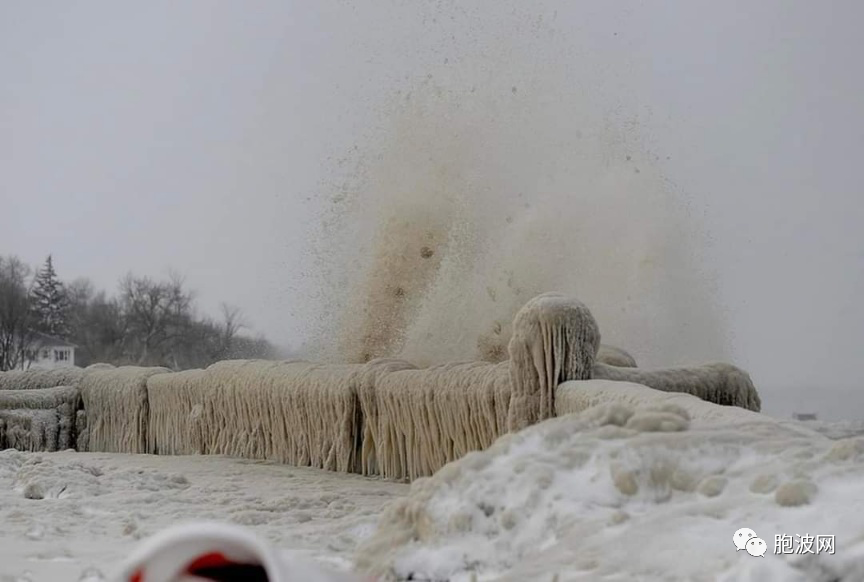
26;332;77;369
792;412;818;421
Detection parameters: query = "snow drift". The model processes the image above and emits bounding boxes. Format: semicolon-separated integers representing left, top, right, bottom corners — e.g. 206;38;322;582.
355;381;861;581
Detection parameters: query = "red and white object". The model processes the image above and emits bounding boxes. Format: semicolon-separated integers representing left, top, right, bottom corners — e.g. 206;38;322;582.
114;521;374;582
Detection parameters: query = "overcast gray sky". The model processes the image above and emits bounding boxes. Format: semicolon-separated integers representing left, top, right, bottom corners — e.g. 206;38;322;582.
1;1;861;419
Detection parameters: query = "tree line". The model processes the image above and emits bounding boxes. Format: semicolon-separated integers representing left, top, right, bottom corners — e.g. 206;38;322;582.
0;254;284;371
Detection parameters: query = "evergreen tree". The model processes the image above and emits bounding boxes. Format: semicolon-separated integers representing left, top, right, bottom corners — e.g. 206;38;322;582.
31;255;70;338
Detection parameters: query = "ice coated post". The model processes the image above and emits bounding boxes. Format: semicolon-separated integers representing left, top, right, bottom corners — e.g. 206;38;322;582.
507;292;601;432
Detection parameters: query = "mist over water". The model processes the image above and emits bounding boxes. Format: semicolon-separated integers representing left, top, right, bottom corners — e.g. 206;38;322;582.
303;67;728;368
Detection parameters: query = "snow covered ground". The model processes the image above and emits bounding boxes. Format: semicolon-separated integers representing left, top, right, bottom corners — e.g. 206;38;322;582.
0;451;407;581
355;399;864;582
2;412;863;581
799;419;864;441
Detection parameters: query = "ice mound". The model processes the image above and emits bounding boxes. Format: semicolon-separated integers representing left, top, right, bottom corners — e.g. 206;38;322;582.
356;386;864;581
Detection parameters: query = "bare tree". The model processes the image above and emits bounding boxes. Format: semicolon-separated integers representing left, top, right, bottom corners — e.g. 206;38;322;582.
61;270;283;370
118;272;194;366
66;277;95;311
67;278;127;367
0;256;37;371
218;303;246;357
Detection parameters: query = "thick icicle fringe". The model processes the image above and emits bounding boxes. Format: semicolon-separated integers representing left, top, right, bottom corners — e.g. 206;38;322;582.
178;360;363;472
507;293;600;432
597;344;637;368
195;360;286;462
80;366;170;453
146;369;206;455
592;362;762;412
76;409;88;451
355;358;418;477
148;357;511;480
0;367;84;391
0;409;59;452
0;386;81;450
0;385;80;410
371;361;512;481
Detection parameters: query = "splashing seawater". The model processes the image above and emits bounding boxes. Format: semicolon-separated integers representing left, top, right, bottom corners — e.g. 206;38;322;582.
300;9;726;369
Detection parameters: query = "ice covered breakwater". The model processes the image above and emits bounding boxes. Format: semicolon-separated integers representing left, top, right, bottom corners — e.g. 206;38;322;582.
0;293;762;481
